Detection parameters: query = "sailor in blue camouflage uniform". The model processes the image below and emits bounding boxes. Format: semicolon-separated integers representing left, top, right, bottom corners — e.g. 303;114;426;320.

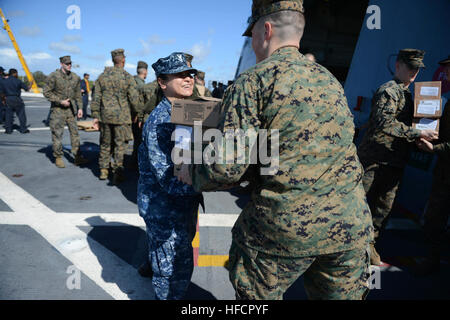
0;68;31;134
137;52;202;300
0;67;5;125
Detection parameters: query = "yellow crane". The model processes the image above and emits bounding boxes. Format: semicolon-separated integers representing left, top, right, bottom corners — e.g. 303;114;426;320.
0;7;39;93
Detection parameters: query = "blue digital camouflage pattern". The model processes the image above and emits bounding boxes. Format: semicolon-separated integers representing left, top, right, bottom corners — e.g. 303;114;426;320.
152;52;197;77
137;96;201;300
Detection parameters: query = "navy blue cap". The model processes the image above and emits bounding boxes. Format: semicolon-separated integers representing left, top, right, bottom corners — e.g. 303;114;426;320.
152;52;198;77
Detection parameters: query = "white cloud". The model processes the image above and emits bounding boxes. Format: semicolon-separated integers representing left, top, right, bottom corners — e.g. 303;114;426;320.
25;52;52;60
0;48;17;59
0;49;53;74
20;26;42;37
147;35;175;45
135;35;176;56
0;33;12;48
49;42;81;54
138;38;151;55
62;34;82;43
188;40;212;64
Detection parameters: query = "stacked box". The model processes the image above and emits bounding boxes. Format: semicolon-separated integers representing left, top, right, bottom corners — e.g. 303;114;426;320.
413;81;442;131
171;97;223;174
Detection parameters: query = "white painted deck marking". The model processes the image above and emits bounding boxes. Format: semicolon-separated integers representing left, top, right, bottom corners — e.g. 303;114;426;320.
0;172;152;300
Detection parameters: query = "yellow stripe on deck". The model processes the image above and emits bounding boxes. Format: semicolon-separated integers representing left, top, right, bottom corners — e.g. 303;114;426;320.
197;255;229;267
192;232;200;248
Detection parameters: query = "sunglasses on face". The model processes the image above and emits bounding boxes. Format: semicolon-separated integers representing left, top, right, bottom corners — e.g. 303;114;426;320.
175;71;195;79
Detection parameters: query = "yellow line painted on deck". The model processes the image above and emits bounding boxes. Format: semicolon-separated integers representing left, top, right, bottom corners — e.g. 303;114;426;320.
192;232;200;248
198;255;229;267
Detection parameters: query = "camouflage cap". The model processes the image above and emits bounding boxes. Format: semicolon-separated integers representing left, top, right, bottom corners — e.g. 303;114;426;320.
184;53;194;64
111;48;125;60
438;55;450;66
137;61;148;70
196;71;206;80
59;56;72;64
397;48;426;69
152;52;198;77
243;0;304;37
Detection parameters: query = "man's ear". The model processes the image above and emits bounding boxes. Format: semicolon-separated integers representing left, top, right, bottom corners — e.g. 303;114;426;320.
264;21;273;41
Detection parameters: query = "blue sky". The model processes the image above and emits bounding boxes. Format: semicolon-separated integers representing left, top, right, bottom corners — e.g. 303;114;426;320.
0;0;252;85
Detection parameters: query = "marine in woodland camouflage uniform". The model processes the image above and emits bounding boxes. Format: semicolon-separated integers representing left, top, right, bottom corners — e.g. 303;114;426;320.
415;56;450;275
131;61;149;169
357;49;438;265
184;0;373;300
90;49;141;184
43;56;88;168
192;71;213;99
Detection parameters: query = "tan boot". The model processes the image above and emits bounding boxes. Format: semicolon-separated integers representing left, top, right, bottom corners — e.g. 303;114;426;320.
370;242;381;266
99;169;109;180
55;157;65;168
74;154;89;166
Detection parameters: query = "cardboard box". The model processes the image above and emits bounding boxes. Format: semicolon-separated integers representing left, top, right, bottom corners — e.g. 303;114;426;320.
414;82;442;118
412;118;440;132
171;98;223;177
171;97;222;128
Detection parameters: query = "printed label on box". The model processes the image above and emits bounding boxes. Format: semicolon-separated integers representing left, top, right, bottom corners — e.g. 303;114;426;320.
415;118;439;131
417;100;440;115
420;86;440;97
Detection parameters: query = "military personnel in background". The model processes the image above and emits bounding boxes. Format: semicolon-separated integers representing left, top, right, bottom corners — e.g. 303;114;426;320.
0;68;31;134
192;71;213;98
139;80;163;124
178;0;373;300
415;55;450;275
184;53;194;68
43;56;89;168
215;82;225;99
357;49;439;266
91;49;140;184
130;61;149;169
80;73;90;120
0;67;5;124
211;81;218;98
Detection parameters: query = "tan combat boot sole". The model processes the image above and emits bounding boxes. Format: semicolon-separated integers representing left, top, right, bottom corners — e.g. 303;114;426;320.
55;158;65;168
99;169;109;180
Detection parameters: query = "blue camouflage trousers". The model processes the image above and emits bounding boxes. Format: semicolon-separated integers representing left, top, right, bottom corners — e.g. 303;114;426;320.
142;195;199;300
